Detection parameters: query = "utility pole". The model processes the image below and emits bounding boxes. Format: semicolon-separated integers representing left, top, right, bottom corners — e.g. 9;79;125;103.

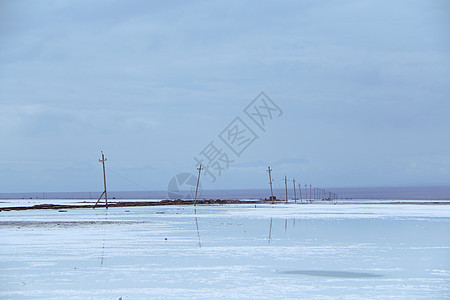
284;175;288;203
267;166;274;201
292;178;297;203
309;183;312;202
298;184;302;203
304;183;308;203
94;151;108;209
194;164;203;206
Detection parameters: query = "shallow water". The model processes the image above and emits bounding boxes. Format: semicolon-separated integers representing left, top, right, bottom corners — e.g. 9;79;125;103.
1;203;449;299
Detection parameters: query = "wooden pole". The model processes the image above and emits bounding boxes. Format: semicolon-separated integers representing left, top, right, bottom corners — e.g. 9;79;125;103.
94;151;108;209
298;184;302;203
102;152;108;209
284;175;288;203
304;184;308;203
309;183;312;202
293;178;297;203
194;164;203;206
267;167;274;201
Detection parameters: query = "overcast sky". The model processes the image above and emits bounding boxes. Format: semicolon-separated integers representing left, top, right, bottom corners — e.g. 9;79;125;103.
1;0;449;193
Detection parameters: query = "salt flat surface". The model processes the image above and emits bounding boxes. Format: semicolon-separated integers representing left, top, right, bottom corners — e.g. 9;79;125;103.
0;199;162;208
1;203;449;299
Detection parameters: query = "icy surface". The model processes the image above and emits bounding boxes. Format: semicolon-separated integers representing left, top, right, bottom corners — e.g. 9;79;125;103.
1;203;449;299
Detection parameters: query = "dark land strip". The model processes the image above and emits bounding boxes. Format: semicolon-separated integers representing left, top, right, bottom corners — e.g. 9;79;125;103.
0;199;263;211
1;199;450;212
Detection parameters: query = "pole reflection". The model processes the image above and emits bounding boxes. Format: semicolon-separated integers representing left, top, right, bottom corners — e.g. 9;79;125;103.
194;208;202;248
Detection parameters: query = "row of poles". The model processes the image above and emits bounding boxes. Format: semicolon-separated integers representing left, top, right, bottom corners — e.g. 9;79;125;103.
267;166;338;203
93;154;204;209
92;152;338;210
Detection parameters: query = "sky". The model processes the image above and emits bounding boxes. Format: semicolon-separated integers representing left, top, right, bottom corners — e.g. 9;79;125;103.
0;0;449;193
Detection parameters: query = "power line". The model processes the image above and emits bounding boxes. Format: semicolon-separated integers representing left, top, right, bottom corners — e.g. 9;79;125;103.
106;166;152;192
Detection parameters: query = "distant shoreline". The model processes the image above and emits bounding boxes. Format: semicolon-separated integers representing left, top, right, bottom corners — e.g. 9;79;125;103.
1;186;449;201
1;199;450;212
0;199;260;211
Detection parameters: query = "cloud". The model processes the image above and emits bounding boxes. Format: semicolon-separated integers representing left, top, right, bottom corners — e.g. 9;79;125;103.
0;0;449;191
0;104;159;138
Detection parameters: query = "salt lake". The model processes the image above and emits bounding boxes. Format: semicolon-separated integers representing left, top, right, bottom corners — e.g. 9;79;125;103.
1;203;449;299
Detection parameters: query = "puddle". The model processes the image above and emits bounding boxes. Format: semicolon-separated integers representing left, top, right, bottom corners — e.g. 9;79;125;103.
281;270;383;278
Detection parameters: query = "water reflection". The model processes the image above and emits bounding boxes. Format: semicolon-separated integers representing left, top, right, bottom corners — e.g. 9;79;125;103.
268;218;297;243
268;217;273;244
194;208;202;248
100;211;108;267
